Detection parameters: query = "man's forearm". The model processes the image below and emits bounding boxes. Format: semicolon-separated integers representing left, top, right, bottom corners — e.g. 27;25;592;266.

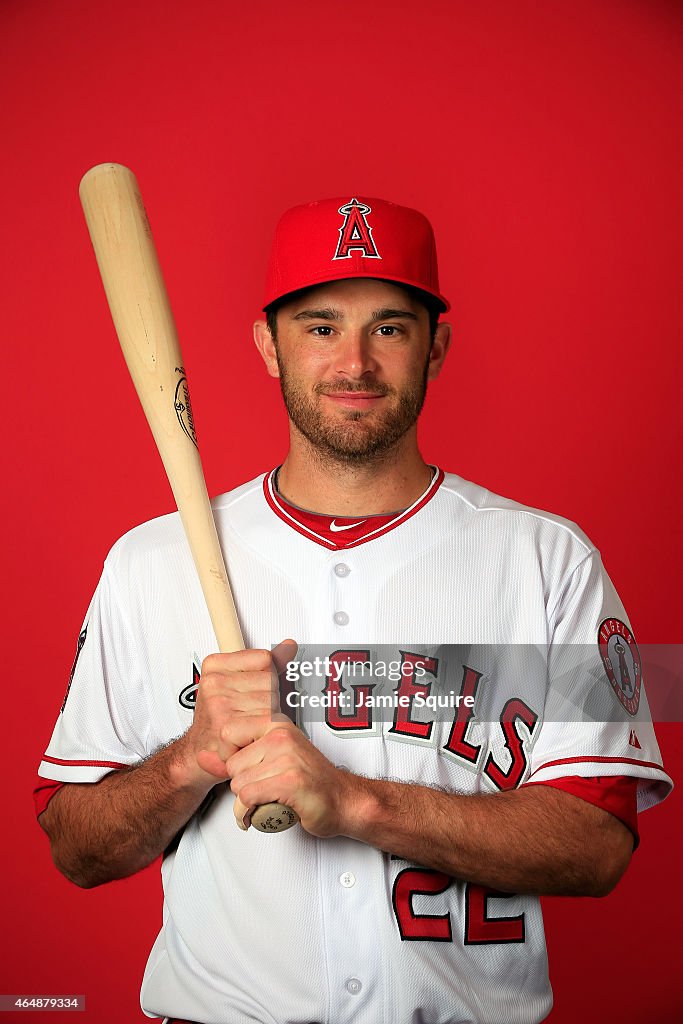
342;776;634;897
39;734;214;888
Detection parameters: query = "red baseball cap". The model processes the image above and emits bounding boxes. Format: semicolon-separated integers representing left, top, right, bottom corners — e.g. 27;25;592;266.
262;196;450;312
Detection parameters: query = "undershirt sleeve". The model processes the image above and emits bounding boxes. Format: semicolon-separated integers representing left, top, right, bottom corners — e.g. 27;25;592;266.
524;774;639;848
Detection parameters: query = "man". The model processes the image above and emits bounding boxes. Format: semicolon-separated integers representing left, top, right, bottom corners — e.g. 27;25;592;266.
36;196;671;1024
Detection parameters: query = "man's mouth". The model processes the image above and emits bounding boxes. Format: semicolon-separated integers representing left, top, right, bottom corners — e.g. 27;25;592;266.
322;391;386;409
317;384;389;409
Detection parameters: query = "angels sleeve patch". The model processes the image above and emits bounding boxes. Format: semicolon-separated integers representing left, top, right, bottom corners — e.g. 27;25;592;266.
598;618;642;716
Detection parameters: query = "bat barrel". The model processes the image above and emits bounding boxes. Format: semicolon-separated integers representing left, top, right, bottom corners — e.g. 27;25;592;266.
79;163;244;654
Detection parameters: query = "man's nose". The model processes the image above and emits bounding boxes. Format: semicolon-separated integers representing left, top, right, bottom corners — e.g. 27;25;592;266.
333;330;378;378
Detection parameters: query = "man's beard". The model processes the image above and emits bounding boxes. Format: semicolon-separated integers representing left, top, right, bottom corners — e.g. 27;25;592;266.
275;352;430;464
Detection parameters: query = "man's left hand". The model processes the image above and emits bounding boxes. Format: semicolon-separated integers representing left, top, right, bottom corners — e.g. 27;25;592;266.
226;722;358;836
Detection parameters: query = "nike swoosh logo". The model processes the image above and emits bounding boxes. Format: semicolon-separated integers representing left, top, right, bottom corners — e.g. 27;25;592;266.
329;519;368;532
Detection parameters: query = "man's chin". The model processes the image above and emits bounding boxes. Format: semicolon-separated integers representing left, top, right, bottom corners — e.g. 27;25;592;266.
305;425;405;463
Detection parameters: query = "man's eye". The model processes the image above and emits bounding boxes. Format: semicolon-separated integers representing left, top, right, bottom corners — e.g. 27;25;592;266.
310;325;334;336
376;324;401;336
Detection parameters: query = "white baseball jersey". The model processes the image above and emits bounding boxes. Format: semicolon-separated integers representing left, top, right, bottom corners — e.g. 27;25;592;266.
39;468;672;1024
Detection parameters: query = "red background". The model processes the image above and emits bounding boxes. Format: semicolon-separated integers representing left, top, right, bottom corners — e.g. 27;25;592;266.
2;1;682;1021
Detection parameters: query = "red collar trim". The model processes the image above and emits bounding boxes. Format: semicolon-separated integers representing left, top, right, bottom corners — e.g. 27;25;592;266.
262;467;445;550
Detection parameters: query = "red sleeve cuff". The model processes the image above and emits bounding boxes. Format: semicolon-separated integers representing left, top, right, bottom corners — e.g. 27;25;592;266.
33;778;66;818
524;775;640;849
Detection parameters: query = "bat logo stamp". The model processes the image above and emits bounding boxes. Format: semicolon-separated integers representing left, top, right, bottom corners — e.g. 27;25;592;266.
174;367;198;448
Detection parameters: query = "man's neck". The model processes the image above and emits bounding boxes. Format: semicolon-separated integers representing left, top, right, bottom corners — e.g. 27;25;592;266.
275;432;434;516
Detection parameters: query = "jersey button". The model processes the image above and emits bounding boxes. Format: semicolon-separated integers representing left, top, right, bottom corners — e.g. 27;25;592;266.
339;871;356;888
334;563;351;577
346;978;362;995
333;611;349;626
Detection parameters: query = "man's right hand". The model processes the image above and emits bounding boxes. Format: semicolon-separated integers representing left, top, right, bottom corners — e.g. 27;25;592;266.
38;638;298;887
181;639;298;786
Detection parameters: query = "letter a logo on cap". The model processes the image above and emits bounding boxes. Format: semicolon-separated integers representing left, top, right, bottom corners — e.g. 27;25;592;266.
333;198;381;261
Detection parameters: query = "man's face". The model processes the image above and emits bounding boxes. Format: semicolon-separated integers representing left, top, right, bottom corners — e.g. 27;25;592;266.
260;279;446;464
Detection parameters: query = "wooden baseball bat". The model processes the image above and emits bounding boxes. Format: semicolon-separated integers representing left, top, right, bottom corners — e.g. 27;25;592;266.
79;163;299;835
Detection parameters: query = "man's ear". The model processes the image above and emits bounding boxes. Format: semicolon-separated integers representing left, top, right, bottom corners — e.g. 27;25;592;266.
253;320;280;378
427;321;452;381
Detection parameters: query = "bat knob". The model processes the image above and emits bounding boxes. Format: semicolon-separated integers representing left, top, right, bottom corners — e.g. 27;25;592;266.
250;803;300;833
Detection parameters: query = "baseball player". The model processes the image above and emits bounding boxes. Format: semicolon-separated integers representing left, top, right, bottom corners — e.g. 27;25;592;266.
36;196;672;1024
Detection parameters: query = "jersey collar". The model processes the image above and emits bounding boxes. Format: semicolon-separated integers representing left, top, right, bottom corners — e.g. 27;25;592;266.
262;467;445;550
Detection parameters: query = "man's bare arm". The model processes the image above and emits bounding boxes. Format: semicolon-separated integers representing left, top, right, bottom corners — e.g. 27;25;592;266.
38;733;213;888
342;775;634;896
